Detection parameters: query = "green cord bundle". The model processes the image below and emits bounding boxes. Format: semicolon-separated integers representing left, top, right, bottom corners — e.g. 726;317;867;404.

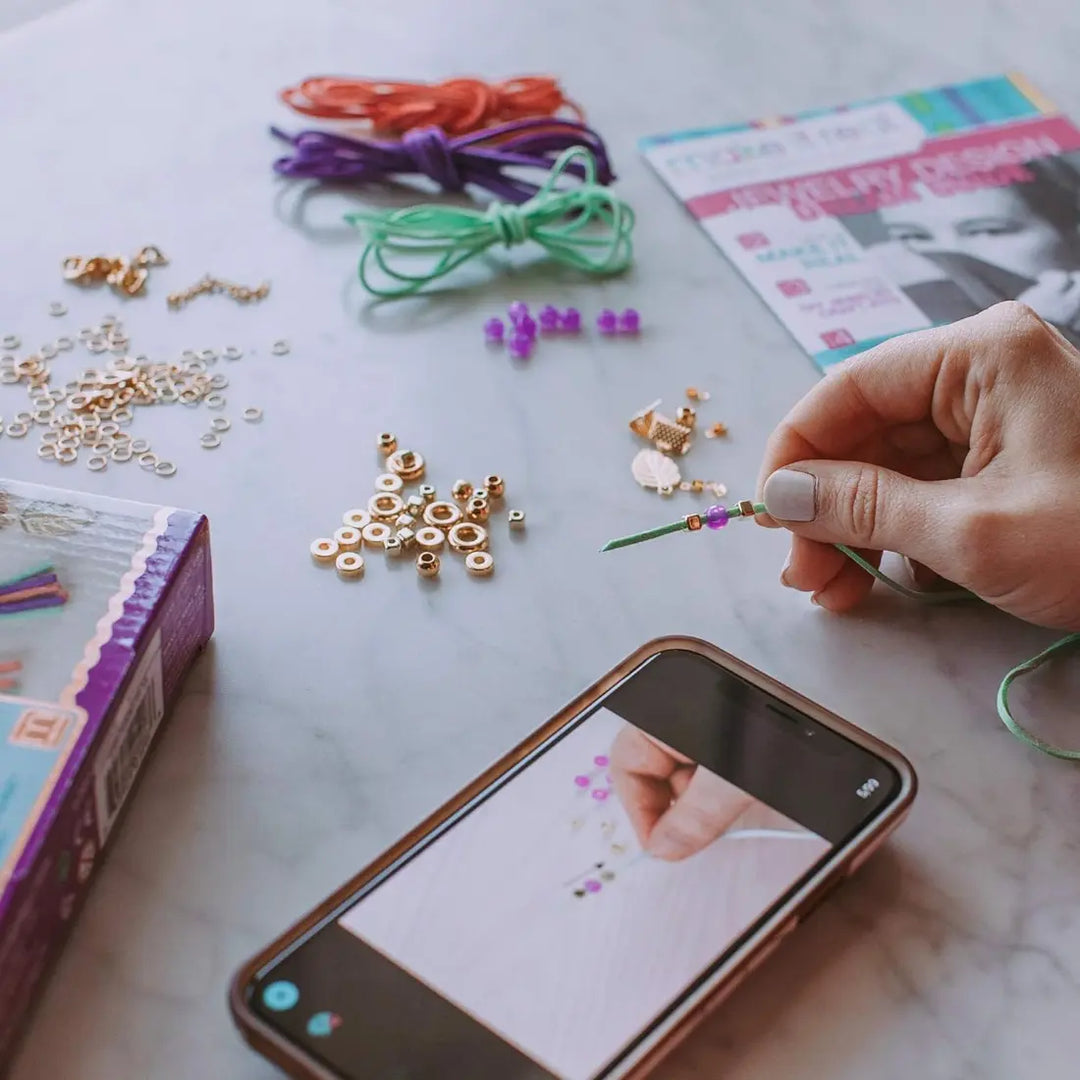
344;146;634;298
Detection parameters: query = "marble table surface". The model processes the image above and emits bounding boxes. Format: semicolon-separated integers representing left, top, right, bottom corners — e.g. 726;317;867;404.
3;0;1080;1077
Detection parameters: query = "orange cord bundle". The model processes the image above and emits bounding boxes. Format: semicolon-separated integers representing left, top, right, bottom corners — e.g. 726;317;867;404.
279;75;583;135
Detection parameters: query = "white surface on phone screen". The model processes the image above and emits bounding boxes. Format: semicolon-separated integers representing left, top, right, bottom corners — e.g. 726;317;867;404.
340;707;829;1080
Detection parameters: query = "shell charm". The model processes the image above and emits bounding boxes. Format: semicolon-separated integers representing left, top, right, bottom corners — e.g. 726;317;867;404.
631;449;681;496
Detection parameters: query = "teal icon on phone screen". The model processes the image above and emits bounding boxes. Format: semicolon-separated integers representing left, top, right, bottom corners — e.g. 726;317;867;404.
262;981;300;1012
306;1011;343;1038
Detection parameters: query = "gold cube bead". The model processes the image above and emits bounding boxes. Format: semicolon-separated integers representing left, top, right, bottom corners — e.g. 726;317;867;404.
451;479;473;502
395;513;416;529
686;514;703;531
396;527;417;550
418;484;436;503
384;536;403;558
416;551;440;577
508;509;526;529
405;495;426;518
738;499;756;518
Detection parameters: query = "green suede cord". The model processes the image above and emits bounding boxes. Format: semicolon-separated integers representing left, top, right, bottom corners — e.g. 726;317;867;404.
344;146;634;298
602;506;1079;760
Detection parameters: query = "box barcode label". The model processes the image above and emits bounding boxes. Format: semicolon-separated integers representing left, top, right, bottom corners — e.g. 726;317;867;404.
94;631;164;845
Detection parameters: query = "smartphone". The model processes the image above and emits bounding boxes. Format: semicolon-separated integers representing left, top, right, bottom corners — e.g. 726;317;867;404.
230;637;916;1080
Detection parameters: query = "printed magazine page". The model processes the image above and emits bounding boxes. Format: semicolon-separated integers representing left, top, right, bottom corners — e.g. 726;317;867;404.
641;74;1080;369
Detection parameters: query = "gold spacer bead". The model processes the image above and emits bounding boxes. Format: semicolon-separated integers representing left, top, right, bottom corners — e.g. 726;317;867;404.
415;526;445;552
361;522;393;549
737;499;756;519
507;509;526;529
465;551;495;577
334;526;363;552
342;508;371;530
483;475;505;499
416;551;440;577
335;552;365;579
310;538;339;564
377;432;397;455
451;479;474;503
418;484;436;503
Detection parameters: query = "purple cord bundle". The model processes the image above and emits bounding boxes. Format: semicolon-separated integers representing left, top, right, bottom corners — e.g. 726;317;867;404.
271;117;615;204
0;565;69;616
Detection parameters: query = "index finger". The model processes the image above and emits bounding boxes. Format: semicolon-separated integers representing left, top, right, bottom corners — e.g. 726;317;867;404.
756;320;954;494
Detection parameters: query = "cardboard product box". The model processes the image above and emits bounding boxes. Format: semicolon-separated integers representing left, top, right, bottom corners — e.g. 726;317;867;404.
0;479;213;1070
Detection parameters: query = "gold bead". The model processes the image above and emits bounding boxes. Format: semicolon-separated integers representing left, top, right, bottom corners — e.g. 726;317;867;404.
484;474;505;499
374;473;404;494
335;552;364;579
451;479;474;502
423;501;463;528
333;526;362;552
377;431;397;455
676;406;697;429
507;509;526;529
396;527;417;550
416;551;440;577
465;551;494;577
448;522;488;553
405;495;425;518
395;513;416;529
415;526;445;551
384;536;403;558
686;387;710;402
388;449;425;481
686;514;703;531
418;484;436;503
466;498;490;523
738;499;756;518
310;538;339;564
690;480;704;494
342;508;371;530
369;492;405;520
472;488;490;504
361;522;393;549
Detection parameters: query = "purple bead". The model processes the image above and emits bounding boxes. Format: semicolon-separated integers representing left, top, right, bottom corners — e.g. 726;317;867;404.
538;305;560;332
508;333;533;359
596;308;618;335
574;774;590;788
593;755;609;767
519;314;537;341
483;317;505;342
508;300;529;325
704;505;729;529
584;879;602;893
591;788;609;801
618;308;640;334
560;307;581;333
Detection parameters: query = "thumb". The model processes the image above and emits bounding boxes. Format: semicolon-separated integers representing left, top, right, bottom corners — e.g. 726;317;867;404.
762;461;958;565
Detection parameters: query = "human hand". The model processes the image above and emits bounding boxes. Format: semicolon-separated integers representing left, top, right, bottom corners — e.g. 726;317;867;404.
1017;271;1080;332
757;302;1080;629
608;725;752;861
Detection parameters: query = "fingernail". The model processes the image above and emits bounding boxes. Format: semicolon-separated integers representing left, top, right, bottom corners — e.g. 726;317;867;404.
779;552;793;588
763;469;816;522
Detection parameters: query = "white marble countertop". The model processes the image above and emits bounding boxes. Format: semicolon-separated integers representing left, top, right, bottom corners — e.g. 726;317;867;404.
3;1;1080;1077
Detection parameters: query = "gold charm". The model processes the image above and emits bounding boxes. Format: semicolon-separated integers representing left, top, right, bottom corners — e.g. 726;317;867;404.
631;448;681;496
629;400;693;456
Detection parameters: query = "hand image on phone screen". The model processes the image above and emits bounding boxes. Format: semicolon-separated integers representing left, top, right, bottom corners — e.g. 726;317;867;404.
233;643;913;1080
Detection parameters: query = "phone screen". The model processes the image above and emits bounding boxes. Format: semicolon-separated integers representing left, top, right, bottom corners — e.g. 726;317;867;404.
248;650;901;1079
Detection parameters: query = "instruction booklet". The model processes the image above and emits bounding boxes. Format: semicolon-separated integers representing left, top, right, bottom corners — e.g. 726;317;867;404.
641;74;1080;368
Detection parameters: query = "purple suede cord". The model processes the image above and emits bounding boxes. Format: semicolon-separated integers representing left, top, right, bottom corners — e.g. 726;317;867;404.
0;570;58;597
0;594;66;615
271;118;616;203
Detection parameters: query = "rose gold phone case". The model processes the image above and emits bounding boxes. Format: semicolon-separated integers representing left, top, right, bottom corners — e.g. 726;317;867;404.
229;636;916;1080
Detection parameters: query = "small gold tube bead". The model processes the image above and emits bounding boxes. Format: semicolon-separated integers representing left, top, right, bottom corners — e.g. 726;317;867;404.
377;432;397;455
737;499;756;519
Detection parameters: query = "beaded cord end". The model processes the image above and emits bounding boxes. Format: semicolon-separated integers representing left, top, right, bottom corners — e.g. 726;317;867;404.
600;501;765;552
